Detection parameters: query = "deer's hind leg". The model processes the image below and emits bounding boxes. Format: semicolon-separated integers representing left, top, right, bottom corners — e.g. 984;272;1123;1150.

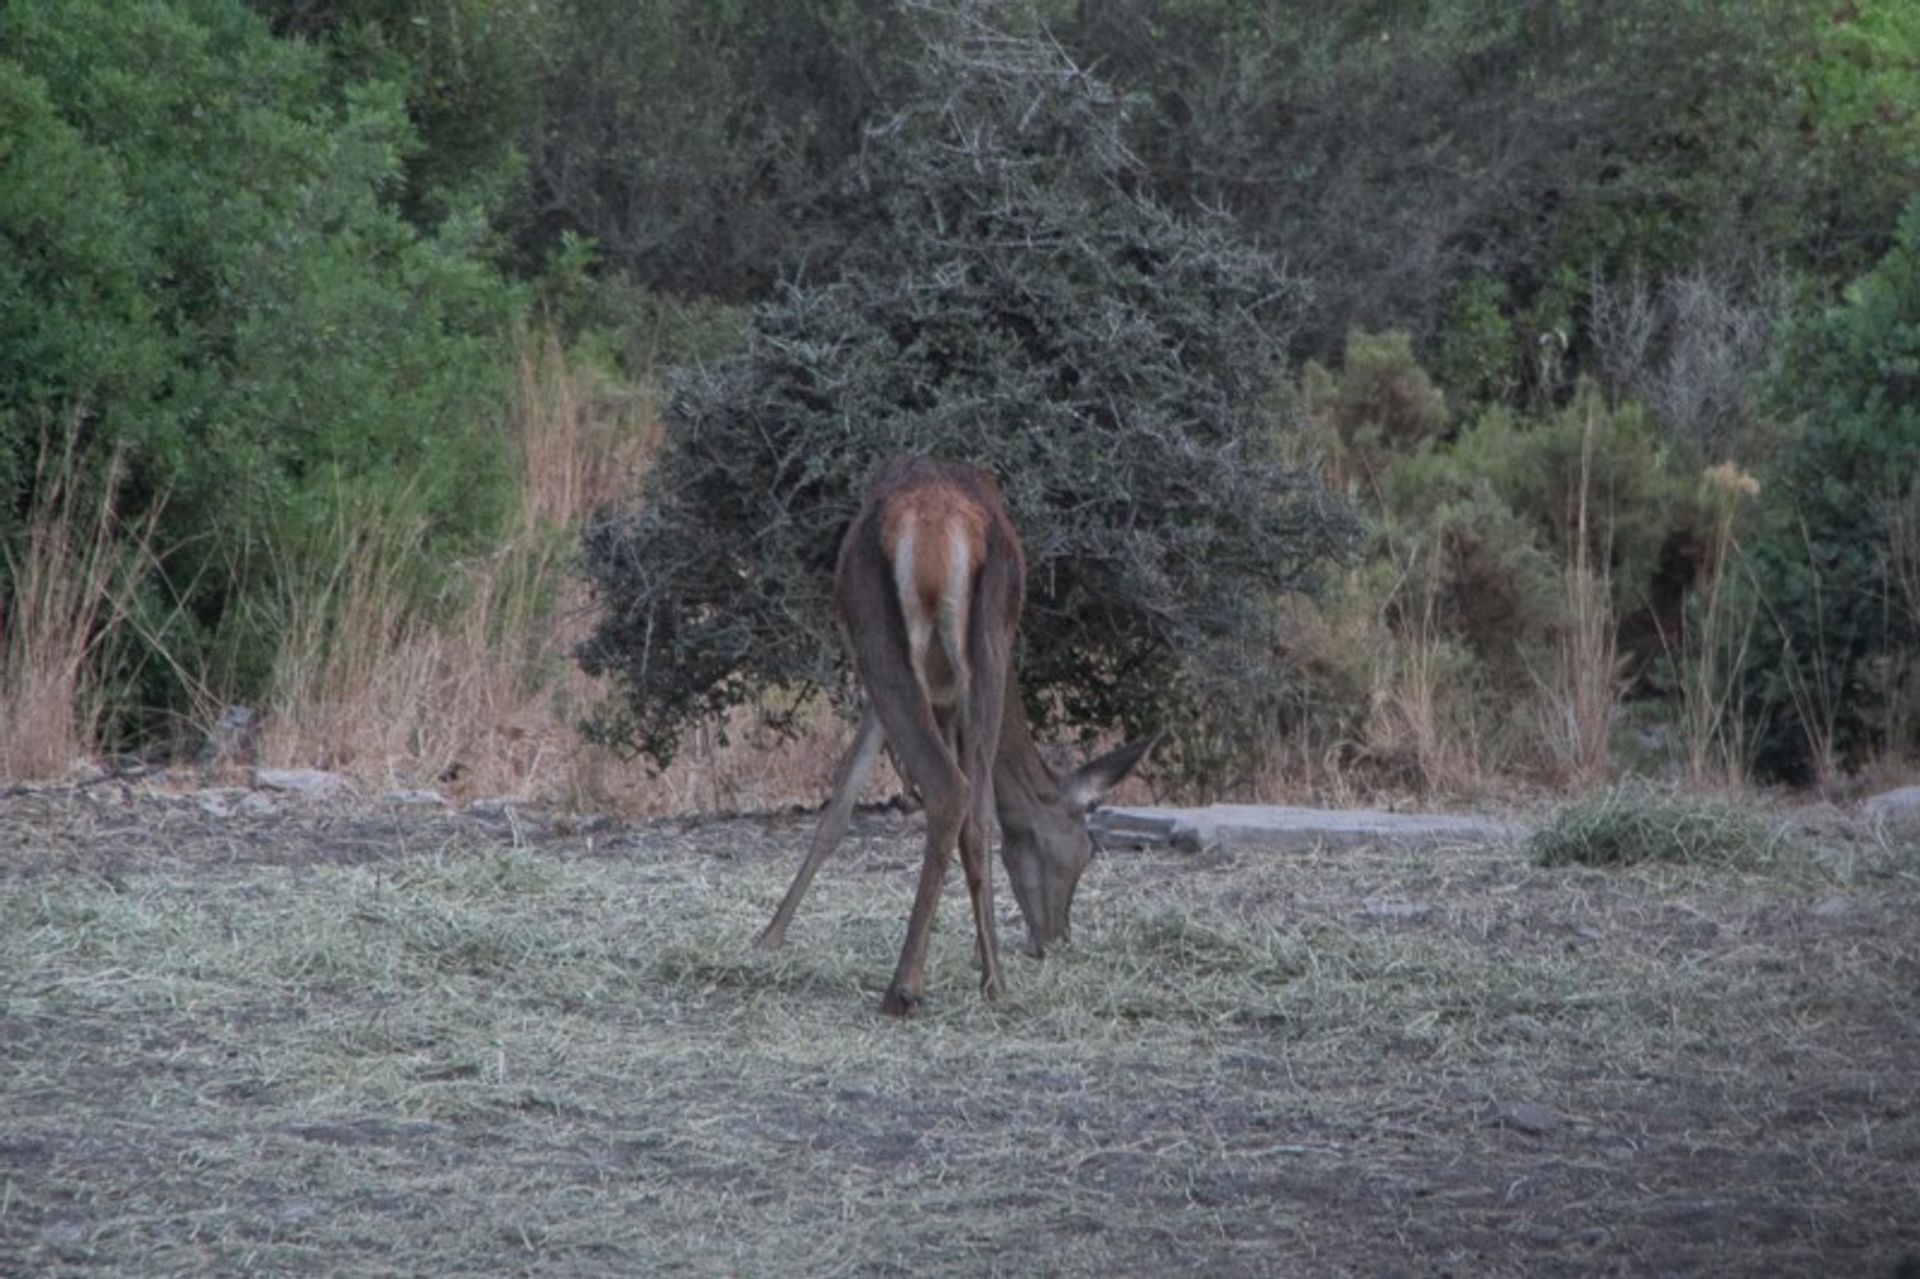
756;704;884;951
852;652;970;1017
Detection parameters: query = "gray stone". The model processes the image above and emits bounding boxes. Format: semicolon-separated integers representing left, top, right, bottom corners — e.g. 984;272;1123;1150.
237;792;280;818
194;789;249;818
835;1079;881;1103
1864;785;1920;823
1093;803;1525;854
1485;1100;1564;1136
254;767;353;797
64;760;109;785
384;788;449;807
1811;894;1866;922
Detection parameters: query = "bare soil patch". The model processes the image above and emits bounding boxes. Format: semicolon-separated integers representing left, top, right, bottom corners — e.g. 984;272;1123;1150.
2;785;1916;1276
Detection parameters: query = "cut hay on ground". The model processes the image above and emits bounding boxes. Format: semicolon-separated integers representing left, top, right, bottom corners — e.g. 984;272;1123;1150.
2;787;1916;1275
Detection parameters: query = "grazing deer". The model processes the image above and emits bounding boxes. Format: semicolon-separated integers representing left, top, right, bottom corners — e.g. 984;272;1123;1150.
756;457;1154;1015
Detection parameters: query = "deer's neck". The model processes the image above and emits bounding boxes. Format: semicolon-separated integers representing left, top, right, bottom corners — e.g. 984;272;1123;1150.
991;678;1063;823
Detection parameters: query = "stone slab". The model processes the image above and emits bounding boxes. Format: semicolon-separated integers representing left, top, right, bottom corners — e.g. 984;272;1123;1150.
1092;803;1526;853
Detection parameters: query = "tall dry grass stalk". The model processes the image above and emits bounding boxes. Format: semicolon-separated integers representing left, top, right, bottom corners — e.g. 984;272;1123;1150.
1384;588;1482;794
257;327;855;813
1538;398;1621;786
261;330;658;798
1359;546;1487;796
0;432;154;778
1670;463;1759;787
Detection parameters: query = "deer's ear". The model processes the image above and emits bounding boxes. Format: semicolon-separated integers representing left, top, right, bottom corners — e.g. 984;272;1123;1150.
1064;732;1160;814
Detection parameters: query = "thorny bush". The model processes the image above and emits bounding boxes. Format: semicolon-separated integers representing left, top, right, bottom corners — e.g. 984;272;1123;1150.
577;16;1358;787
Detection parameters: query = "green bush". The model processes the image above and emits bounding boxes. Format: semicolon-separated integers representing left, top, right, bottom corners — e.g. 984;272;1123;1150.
576;21;1359;784
1301;331;1448;483
1333;372;1684;684
1062;1;1831;367
1743;201;1920;779
1530;783;1779;869
1434;276;1518;411
253;0;547;235
0;0;522;732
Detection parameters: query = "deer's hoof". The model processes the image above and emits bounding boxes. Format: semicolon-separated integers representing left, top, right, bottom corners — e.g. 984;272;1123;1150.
880;985;923;1018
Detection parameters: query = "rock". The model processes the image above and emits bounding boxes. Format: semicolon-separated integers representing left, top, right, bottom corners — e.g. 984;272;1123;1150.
275;1199;322;1226
1093;804;1525;853
835;1079;881;1103
195;788;282;818
254;768;353;798
384;788;449;807
1485;1100;1564;1136
64;760;109;785
237;792;280;818
1864;785;1920;825
195;789;248;818
1810;894;1866;923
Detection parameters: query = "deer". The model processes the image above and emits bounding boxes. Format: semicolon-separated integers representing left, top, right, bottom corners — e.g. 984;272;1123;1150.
755;456;1154;1016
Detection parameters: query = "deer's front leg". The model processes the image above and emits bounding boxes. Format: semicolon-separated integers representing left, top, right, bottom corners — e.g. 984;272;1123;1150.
959;809;1002;1001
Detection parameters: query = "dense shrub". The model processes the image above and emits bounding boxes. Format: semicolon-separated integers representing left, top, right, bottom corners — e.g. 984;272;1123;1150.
252;0;546;233
512;0;917;302
576;20;1359;783
1530;783;1780;868
0;1;522;731
1298;336;1701;780
1743;202;1920;779
1062;1;1826;365
1300;331;1448;484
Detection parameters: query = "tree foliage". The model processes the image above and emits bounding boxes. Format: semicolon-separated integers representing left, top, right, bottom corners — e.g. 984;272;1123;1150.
1060;2;1820;360
1744;201;1920;778
577;17;1358;781
0;0;521;721
511;0;917;302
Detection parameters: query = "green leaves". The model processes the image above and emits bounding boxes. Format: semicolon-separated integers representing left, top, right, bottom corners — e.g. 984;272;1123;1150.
1743;202;1920;777
0;0;522;728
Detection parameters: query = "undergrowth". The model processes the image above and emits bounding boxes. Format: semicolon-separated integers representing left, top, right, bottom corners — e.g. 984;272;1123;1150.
1529;782;1786;868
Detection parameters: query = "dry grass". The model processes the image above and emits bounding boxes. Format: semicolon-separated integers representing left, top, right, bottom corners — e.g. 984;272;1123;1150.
252;326;900;816
1671;464;1762;788
1536;398;1621;787
0;436;153;779
2;788;1916;1275
259;331;662;803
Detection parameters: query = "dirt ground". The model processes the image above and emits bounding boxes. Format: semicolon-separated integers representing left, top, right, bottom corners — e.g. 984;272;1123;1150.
2;781;1917;1276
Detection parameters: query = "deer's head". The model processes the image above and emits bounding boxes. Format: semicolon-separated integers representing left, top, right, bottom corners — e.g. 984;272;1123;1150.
995;735;1155;957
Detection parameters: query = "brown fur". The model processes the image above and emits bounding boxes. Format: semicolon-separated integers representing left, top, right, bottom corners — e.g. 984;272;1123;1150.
878;484;989;624
755;456;1153;1015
